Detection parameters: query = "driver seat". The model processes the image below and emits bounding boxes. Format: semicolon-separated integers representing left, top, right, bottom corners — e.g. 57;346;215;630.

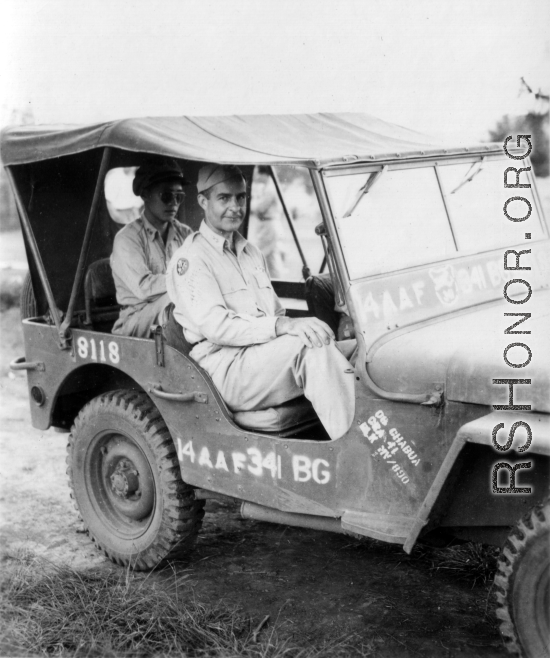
232;396;320;437
162;306;322;438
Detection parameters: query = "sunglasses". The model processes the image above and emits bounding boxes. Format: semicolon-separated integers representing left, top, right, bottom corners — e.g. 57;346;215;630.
159;191;185;205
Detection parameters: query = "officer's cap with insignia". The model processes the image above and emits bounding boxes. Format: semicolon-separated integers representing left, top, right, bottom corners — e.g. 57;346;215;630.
133;157;189;197
197;164;245;194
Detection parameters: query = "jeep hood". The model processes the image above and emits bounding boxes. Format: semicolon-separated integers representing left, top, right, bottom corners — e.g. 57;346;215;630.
367;291;550;412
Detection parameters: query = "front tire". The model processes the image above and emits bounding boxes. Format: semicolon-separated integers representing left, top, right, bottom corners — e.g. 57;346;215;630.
67;390;204;570
495;497;549;657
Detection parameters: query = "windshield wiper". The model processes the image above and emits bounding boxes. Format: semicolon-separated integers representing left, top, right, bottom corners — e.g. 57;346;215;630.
342;165;388;218
450;157;485;195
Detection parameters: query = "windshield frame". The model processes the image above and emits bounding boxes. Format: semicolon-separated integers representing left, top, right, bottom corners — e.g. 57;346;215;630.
321;153;549;283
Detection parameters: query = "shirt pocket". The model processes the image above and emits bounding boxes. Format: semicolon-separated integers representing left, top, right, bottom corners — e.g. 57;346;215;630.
148;259;165;275
253;270;273;289
218;278;247;296
218;279;255;313
146;246;166;275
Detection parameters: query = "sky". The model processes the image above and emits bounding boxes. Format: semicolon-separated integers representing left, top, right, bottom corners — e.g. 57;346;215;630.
0;0;548;142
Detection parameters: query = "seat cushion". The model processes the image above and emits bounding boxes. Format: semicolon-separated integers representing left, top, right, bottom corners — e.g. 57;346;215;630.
86;257;117;305
233;396;318;432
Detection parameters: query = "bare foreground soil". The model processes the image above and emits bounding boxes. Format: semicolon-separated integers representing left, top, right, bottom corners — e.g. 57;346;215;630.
0;308;507;657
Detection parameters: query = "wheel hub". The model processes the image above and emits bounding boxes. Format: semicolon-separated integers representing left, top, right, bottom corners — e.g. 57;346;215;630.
110;459;140;498
99;437;155;521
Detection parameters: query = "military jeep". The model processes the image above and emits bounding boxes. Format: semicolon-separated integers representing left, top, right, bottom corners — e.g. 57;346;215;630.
2;113;548;657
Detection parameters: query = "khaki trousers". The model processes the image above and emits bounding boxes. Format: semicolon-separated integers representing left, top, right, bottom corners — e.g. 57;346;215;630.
195;336;356;440
112;293;170;338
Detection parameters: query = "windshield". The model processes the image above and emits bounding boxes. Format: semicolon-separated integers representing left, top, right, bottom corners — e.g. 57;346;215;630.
325;159;546;281
437;159;545;251
326;166;456;280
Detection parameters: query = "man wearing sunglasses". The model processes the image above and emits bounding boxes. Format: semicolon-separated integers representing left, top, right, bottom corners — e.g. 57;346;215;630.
111;157;192;337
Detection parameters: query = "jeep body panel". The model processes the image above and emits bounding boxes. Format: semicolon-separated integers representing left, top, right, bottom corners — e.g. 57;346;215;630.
22;314;549;551
366;288;550;411
346;242;549;358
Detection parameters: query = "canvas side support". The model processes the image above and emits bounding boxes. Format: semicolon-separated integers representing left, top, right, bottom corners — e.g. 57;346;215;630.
269;166;310;279
5;165;63;335
60;147;112;345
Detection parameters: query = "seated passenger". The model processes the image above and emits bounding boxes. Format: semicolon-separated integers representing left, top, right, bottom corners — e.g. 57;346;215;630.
166;164;356;440
111;158;192;337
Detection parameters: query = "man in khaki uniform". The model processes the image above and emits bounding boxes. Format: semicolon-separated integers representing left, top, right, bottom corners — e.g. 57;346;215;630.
166;164;355;440
111;158;192;337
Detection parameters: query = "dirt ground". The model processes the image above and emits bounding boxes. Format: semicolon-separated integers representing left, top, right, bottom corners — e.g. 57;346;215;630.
0;306;511;658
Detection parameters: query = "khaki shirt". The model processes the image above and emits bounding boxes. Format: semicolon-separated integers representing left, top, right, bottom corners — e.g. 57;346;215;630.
111;212;192;306
167;221;285;362
111;212;192;335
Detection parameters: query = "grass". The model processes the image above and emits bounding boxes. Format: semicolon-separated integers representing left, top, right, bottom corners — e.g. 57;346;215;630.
0;554;376;658
346;536;500;589
415;542;499;588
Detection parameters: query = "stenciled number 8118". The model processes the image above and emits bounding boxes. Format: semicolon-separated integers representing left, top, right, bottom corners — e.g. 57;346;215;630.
76;336;120;364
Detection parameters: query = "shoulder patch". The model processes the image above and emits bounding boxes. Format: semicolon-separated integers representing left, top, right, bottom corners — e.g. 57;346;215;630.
177;258;189;276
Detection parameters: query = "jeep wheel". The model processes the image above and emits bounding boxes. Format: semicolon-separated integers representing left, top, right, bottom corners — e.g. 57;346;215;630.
495;497;549;657
66;390;204;570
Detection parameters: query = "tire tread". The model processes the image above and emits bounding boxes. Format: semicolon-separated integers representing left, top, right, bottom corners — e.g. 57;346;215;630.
66;389;204;571
494;496;549;656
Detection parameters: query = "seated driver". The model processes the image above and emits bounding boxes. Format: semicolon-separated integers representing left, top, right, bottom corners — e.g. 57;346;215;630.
111;157;192;337
166;164;356;440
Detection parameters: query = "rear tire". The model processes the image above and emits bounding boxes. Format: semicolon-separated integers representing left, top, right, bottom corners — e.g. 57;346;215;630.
495;497;549;657
66;389;204;570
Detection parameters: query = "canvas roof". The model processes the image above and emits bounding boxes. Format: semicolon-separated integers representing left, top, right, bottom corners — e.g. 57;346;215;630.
0;112;499;168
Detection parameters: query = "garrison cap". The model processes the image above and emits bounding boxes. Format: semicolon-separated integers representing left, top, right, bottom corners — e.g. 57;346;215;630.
197;164;245;193
133;157;189;196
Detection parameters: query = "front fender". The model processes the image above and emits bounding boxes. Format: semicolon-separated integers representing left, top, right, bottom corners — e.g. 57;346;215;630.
403;410;549;552
461;411;550;457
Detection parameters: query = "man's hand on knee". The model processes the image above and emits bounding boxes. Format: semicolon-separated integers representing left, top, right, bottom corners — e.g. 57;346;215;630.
276;316;335;349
